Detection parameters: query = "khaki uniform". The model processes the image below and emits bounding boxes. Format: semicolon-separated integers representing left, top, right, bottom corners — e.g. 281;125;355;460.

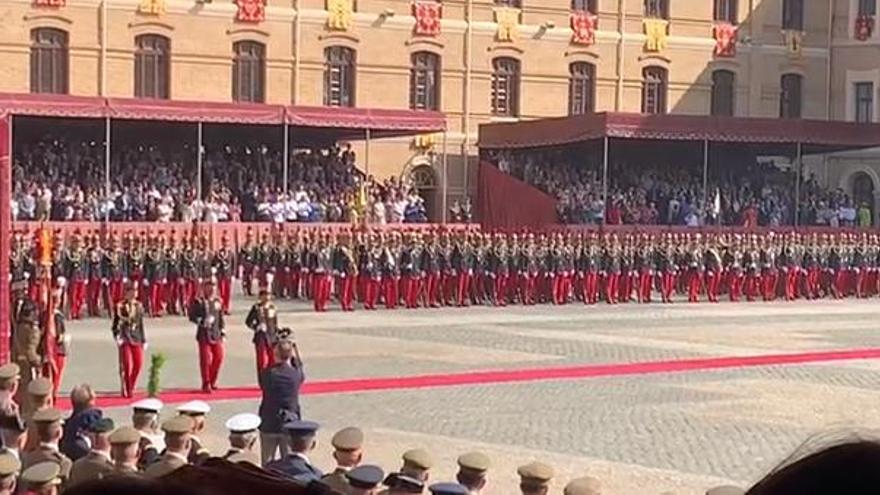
11;298;42;410
143;453;188;479
222;448;261;467
68;451;114;487
322;468;350;494
111;464;141;478
21;445;72;484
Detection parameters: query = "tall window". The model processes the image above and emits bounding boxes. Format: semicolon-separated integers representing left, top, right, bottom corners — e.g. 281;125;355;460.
642;66;667;114
134;34;170;99
644;0;668;19
855;82;874;123
410;52;440;111
232;41;265;103
782;0;804;30
569;62;595;115
571;0;597;11
711;70;735;117
30;28;68;94
491;57;520;117
324;46;356;107
714;0;737;23
495;0;521;6
780;73;803;119
859;0;877;16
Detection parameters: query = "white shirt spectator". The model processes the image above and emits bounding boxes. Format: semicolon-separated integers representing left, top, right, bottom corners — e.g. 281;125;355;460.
373;201;386;225
157;201;174;222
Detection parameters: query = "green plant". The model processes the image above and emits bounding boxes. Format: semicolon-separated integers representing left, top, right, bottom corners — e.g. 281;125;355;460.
147;353;167;398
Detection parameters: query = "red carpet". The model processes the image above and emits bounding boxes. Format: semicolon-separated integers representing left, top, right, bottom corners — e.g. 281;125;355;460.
84;347;880;410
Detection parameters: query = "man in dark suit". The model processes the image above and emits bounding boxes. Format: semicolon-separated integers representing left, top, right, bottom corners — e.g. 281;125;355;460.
61;385;103;462
264;420;322;483
67;418;114;487
258;329;304;465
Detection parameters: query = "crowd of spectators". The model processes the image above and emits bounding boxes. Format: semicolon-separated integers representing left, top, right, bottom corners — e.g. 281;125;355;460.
491;149;874;228
11;136;430;224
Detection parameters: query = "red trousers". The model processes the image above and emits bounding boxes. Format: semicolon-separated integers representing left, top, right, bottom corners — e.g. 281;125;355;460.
218;276;232;313
855;268;868;298
744;273;759;301
728;271;743;302
109;278;124;310
42;354;64;402
198;340;224;391
149;281;165;316
312;273;331;312
785;268;799;301
704;270;721;303
605;273;619;304
364;278;380;309
805;267;820;299
619;271;633;303
254;342;275;377
119;343;144;398
165;278;181;314
638;270;653;303
289;269;302;299
241;268;254;296
423;273;440;307
456;272;471;307
275;270;289;299
687;269;702;303
87;278;102;316
383;276;399;309
339;274;355;311
69;280;86;319
582;272;599;305
183;279;199;309
402;275;419;309
661;271;675;302
762;270;778;301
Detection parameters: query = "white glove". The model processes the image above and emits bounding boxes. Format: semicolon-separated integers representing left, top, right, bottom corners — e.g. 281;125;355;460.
257;323;267;333
143;280;149;287
116;338;124;347
205;315;215;326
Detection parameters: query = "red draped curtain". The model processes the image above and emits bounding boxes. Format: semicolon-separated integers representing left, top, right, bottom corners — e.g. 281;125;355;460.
477;161;558;229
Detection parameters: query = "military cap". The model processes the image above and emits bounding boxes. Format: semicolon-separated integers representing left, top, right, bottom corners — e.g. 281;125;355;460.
384;473;424;493
428;482;469;495
402;449;434;470
706;486;745;495
346;465;385;489
162;415;194;434
88;417;115;434
564;476;602;495
132;398;163;413
0;363;20;381
456;452;490;473
21;461;61;488
225;413;261;434
27;377;52;397
32;407;63;423
282;420;319;437
0;452;20;477
331;426;364;451
517;462;554;486
109;426;141;445
177;400;211;416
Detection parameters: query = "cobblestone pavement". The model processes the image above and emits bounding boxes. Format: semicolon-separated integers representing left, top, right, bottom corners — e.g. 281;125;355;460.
63;293;880;495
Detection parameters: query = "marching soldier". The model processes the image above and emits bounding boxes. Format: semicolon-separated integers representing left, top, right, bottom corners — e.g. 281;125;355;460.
85;235;103;318
363;234;383;311
11;280;42;406
245;288;278;376
213;234;235;314
188;281;226;393
65;234;87;320
111;283;146;399
335;234;358;312
144;234;167;317
164;234;182;315
311;233;334;313
127;233;148;309
381;234;401;310
238;228;258;297
102;234;126;315
399;235;419;309
180;237;201;310
44;287;68;401
704;240;723;304
420;233;442;308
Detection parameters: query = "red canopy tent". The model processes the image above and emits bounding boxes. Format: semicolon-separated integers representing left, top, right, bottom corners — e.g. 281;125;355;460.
0;93;447;363
476;112;880;229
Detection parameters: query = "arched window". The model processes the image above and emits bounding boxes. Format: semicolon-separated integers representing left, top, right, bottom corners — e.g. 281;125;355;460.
134;34;170;99
232;41;265;103
410;51;440;111
491;57;521;117
714;0;737;23
642;66;667;114
780;73;803;119
782;0;804;30
495;0;521;7
30;28;68;94
569;62;595;115
644;0;668;19
571;0;597;12
711;70;735;117
324;46;356;107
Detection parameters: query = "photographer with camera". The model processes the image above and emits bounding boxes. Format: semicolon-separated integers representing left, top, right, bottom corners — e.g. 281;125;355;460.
257;328;304;465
